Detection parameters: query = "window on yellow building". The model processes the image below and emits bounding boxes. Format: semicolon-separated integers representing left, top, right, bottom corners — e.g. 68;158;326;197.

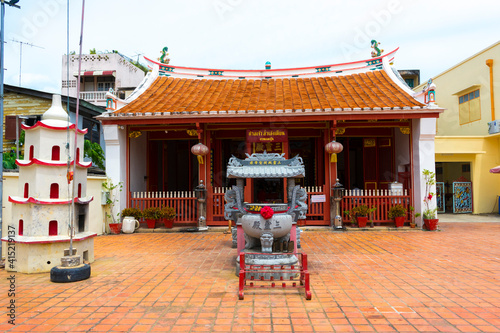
459;89;480;124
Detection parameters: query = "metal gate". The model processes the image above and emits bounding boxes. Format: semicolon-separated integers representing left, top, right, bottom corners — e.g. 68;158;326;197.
436;182;445;213
453;182;473;213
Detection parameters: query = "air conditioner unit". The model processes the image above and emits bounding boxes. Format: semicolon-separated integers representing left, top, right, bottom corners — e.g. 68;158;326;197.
488;120;500;134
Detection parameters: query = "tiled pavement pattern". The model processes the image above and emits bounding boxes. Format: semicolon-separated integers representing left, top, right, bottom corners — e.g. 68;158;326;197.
1;222;499;332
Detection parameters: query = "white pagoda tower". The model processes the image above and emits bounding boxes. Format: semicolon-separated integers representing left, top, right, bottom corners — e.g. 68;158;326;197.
3;95;96;273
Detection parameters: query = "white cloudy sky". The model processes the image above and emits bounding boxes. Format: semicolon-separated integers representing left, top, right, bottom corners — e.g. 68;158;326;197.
3;0;500;93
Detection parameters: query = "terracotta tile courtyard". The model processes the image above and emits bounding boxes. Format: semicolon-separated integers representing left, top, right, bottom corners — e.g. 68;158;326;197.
1;222;499;332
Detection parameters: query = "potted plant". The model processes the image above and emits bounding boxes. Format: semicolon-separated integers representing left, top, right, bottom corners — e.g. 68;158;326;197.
345;205;376;228
422;169;439;231
408;206;421;228
160;206;176;228
142;207;161;229
388;204;407;228
121;207;142;220
343;210;357;227
102;180;123;234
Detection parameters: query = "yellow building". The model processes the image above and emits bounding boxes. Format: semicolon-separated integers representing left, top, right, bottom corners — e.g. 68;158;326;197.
422;41;500;214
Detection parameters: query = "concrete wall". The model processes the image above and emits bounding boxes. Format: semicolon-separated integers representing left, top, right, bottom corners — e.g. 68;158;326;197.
129;132;147;192
435;135;500;213
412;118;437;226
103;125;127;215
432;41;500;137
426;41;500;214
61;53;146;98
2;173;107;260
394;125;410;173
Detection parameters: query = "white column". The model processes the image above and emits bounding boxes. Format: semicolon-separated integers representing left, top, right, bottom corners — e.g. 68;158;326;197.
103;124;127;215
412;118;437;226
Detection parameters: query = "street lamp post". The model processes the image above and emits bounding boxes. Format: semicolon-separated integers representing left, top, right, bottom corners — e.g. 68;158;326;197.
0;0;21;263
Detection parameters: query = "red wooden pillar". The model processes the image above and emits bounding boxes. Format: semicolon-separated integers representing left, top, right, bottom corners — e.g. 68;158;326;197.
323;123;337;225
283;139;289;201
205;127;214;224
244;141;253;203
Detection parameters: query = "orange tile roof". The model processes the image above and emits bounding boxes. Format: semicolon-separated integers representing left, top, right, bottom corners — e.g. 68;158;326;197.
115;70;424;115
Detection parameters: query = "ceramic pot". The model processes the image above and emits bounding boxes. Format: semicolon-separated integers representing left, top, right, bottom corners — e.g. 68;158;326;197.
424;218;438;231
357;216;368;228
394;216;405;228
146;219;156;229
164;218;174;228
109;223;121;234
122;216;140;233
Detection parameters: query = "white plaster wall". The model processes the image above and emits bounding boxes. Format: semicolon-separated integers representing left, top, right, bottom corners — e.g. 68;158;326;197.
62;53;146;98
130;133;147;192
412;118;438;226
24;127;85;162
394;128;410;173
13;204;73;237
87;176;108;235
103;124;127;215
19;165;66;199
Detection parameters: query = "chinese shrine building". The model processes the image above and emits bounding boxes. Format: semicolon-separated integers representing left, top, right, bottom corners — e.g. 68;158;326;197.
98;47;443;227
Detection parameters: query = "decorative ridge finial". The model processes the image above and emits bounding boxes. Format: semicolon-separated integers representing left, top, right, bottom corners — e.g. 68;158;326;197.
371;40;384;58
42;94;69;122
159;46;170;64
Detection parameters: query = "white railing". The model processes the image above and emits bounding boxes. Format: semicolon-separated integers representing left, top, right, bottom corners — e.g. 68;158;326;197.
344;188;407;196
129;191;197;224
304;185;323;193
79;91;107;102
131;191;195;199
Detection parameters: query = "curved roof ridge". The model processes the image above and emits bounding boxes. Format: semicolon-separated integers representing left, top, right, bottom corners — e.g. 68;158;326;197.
143;48;398;80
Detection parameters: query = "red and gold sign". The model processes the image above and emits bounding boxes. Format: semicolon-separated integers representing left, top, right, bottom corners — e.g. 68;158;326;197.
246;129;287;143
252;142;282;154
247;129;287;154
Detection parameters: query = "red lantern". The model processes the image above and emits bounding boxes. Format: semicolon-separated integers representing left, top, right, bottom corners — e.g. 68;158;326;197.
191;143;209;164
325;140;343;163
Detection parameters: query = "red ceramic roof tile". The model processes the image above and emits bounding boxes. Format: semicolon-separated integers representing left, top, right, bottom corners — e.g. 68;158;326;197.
117;70;424;115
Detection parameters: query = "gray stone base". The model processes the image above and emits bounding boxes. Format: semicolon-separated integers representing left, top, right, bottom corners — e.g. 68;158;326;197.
231;226;302;248
236;250;299;280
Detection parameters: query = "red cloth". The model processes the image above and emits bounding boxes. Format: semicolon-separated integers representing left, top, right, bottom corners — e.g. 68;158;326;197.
260;206;274;220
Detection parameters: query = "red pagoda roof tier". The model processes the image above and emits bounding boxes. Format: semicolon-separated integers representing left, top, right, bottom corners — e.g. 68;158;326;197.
9;196;94;205
16;158;92;168
22;121;88;133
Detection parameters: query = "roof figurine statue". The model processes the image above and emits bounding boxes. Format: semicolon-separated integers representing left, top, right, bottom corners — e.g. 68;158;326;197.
371;40;384;58
159;46;170;64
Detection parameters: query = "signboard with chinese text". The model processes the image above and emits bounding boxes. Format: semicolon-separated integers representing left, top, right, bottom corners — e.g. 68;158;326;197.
310;195;326;203
252;142;282;154
247;129;288;142
247;129;287;154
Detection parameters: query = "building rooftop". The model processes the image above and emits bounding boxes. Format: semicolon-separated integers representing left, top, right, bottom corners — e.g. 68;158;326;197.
114;70;424;115
99;48;441;120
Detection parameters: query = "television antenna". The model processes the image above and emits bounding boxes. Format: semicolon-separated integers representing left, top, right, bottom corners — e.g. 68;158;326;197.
11;39;44;86
132;51;143;63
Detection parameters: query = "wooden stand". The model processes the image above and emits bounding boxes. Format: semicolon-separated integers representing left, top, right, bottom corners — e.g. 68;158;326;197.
238;252;311;300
